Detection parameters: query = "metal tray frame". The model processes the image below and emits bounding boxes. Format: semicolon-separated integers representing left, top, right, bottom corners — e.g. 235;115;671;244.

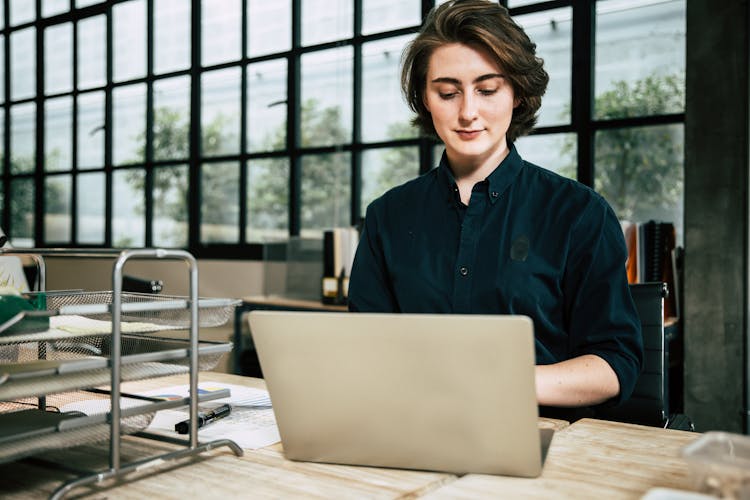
0;248;243;499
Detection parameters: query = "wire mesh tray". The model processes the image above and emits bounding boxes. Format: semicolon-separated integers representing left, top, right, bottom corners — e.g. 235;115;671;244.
45;291;240;329
0;335;232;401
0;386;230;465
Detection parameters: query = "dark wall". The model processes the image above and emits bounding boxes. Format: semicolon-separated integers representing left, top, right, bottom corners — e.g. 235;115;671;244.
684;0;749;432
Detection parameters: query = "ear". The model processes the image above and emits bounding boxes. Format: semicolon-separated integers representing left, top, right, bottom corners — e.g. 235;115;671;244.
513;97;521;109
423;93;431;112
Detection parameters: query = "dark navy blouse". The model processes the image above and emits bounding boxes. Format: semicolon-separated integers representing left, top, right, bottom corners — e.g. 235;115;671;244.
348;145;643;406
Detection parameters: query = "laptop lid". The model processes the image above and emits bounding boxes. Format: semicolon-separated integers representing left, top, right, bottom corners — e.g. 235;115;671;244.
248;311;542;477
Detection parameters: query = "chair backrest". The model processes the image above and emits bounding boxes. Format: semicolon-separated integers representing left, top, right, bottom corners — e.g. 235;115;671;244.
597;282;668;426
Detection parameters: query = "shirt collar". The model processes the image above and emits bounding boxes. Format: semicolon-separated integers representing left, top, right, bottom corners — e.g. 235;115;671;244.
437;144;524;205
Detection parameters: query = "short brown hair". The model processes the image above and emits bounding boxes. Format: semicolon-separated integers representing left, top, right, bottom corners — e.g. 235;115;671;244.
401;0;549;143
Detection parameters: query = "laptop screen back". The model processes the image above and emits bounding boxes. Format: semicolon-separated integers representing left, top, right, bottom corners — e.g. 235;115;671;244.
248;311;542;477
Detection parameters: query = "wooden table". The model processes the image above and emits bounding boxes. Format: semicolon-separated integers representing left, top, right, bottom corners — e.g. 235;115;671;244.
0;372;702;499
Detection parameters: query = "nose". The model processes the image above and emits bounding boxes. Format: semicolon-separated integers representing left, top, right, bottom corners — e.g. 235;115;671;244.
459;92;478;122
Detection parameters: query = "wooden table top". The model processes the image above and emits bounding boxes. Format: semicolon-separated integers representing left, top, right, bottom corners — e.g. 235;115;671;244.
0;372;701;499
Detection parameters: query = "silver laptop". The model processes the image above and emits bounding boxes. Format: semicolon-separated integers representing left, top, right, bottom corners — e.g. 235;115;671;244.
248;310;545;477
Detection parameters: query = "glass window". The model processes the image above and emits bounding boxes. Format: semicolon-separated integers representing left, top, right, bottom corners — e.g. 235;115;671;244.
78;15;107;90
362;0;420;35
202;67;241;156
247;59;287;153
202;0;241;66
515;8;572;127
45;174;72;243
77;91;105;169
42;0;69;18
113;0;147;83
247;158;289;243
9;0;34;26
113;168;146;247
300;152;350;236
45;23;74;95
77;172;105;244
362;35;417;143
154;0;191;74
153;164;189;247
76;0;101;7
45;96;73;172
515;133;577;178
113;84;147;165
508;0;540;7
595;0;686;119
10;28;35;100
10;103;35;174
302;0;353;46
153;76;191;160
9;177;34;247
248;0;291;57
301;47;353;147
0;37;4;103
201;162;240;243
595;123;684;243
361;147;419;215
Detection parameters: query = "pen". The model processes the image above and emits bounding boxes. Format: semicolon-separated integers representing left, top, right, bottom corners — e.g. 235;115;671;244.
174;403;232;434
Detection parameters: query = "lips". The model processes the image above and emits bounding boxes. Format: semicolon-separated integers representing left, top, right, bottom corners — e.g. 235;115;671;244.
456;130;483;140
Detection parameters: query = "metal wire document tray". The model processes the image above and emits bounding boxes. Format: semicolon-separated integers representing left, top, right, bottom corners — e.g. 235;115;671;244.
0;248;243;499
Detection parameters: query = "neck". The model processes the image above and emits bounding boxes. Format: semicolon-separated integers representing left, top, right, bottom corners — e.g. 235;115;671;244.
448;143;511;203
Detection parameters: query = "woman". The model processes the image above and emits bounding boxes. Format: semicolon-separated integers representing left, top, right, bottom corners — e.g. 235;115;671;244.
348;0;642;416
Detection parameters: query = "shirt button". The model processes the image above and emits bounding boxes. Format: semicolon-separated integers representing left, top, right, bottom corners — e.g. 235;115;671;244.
491;191;499;198
459;266;468;276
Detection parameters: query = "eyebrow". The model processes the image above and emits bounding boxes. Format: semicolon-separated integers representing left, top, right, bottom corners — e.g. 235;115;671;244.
430;74;505;85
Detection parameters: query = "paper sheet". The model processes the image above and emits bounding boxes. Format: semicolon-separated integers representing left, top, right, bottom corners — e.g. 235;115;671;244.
50;315;165;334
138;382;280;450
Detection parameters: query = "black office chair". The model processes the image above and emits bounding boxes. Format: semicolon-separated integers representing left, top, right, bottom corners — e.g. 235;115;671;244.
596;282;693;430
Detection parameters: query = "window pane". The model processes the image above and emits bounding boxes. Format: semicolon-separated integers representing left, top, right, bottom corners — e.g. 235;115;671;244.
508;0;540;7
0;37;5;103
76;0;101;7
248;0;290;57
300;152;350;236
247;158;289;242
42;0;69;18
77;172;105;244
302;0;353;46
595;124;684;244
0;110;4;166
45;96;73;172
202;0;241;66
113;84;147;165
45;175;72;243
202;67;241;156
247;59;287;153
113;168;146;247
9;0;34;26
155;0;191;74
362;0;420;35
515;133;576;178
201;162;239;243
515;8;572;127
78;15;106;89
77;91;105;169
595;0;686;119
113;0;146;82
362;35;417;142
153;76;190;160
361;147;418;215
11;28;35;100
9;177;34;247
10;103;35;174
45;23;74;95
301;47;352;147
154;164;189;247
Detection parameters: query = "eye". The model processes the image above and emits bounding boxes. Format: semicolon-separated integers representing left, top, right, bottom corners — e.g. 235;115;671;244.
439;92;457;100
478;88;498;96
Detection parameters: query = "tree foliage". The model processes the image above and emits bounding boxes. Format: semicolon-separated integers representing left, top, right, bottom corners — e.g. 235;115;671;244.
560;73;684;221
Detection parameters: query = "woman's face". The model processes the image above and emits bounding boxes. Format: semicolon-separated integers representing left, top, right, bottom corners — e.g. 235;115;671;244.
424;43;517;172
